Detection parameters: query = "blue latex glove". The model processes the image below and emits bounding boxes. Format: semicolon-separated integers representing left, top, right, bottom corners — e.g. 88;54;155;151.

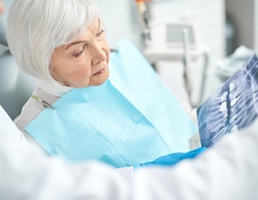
134;147;206;170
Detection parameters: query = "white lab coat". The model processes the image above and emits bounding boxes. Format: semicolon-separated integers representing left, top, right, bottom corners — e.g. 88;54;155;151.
0;105;258;200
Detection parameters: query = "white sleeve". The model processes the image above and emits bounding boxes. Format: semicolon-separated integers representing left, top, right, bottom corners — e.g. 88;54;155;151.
133;121;258;200
0;105;258;200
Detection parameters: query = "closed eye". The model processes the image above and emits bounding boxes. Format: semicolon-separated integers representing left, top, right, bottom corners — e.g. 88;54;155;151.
75;44;87;57
96;29;104;37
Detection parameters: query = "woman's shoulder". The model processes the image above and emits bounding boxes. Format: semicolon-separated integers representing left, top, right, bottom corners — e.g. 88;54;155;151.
14;88;59;132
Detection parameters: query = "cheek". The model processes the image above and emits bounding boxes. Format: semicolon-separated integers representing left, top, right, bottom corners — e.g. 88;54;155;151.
104;41;110;61
72;66;91;80
70;61;96;87
51;48;92;87
52;61;92;87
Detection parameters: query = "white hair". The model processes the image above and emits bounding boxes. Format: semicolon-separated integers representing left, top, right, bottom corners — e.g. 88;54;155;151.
7;0;99;83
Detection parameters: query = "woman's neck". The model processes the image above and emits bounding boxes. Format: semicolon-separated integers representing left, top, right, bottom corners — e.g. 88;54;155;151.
36;79;73;97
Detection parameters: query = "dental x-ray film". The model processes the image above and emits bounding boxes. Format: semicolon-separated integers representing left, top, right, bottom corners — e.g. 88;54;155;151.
197;54;258;147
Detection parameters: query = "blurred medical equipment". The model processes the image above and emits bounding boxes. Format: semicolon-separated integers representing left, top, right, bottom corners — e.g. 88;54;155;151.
31;95;55;109
0;0;35;119
216;45;255;82
134;0;209;107
145;22;209;107
135;0;151;47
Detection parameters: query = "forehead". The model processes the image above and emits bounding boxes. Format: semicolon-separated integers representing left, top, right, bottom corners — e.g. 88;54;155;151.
87;19;100;32
56;19;101;50
72;18;100;41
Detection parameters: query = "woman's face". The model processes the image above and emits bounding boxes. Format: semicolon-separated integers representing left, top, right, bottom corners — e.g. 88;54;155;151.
50;18;110;88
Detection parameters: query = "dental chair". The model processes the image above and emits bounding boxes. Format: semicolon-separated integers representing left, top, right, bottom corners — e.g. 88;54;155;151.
0;0;35;119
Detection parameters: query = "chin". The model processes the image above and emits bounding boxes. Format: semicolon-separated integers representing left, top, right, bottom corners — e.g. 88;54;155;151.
89;77;109;87
91;79;108;87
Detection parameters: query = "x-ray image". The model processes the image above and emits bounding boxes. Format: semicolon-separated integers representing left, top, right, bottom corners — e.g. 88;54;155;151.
197;54;258;148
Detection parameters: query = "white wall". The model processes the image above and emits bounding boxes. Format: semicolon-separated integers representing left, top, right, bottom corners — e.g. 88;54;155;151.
95;0;142;48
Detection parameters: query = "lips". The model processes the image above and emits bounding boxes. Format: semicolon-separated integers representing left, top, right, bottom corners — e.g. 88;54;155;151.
92;65;106;76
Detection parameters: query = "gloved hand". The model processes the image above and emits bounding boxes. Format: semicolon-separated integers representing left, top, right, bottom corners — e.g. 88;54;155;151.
134;147;206;170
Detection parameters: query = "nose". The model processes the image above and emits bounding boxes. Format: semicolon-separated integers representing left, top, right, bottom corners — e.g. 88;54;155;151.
91;42;107;65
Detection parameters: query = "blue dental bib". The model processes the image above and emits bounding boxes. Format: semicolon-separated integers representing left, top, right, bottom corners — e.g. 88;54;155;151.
25;38;197;167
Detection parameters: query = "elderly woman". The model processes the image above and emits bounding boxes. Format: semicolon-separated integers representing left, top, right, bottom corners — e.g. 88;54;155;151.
7;0;203;168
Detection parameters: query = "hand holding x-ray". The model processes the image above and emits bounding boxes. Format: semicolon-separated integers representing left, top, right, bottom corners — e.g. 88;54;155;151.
197;54;258;147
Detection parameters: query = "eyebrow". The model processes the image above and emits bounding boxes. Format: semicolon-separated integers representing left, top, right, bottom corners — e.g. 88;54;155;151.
65;20;101;50
65;40;86;50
